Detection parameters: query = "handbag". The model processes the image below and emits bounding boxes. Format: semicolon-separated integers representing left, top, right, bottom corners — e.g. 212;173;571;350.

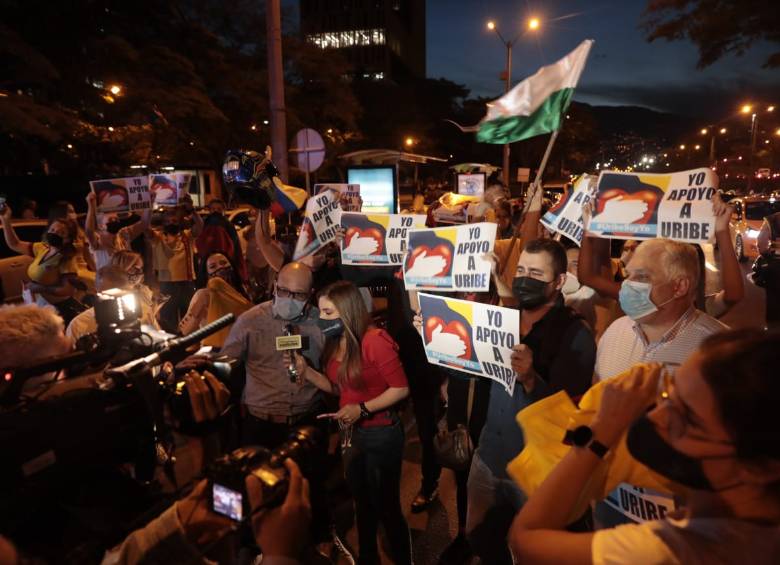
433;377;475;471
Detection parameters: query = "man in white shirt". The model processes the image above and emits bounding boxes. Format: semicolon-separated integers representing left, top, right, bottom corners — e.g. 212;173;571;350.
594;238;727;527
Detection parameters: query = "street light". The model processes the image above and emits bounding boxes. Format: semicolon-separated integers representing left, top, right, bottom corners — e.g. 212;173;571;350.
404;136;415;147
486;17;540;186
741;104;753;114
719;127;727;134
700;128;708;135
109;84;122;96
679;144;686;150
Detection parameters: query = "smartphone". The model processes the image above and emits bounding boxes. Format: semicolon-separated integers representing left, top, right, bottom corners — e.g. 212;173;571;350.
211;482;244;521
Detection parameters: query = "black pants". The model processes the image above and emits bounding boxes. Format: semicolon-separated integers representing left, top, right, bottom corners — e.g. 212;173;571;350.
446;373;491;530
397;325;443;495
241;410;330;543
158;281;195;334
347;422;412;565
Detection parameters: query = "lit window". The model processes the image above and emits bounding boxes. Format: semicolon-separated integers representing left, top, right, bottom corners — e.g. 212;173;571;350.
306;28;386;49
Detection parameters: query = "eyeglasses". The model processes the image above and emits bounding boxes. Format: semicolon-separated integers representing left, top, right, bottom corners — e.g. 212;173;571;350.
276;286;309;302
656;369;734;447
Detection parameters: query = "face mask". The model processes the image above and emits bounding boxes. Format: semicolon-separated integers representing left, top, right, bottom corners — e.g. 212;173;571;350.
272;295;306;321
127;269;144;287
45;232;64;248
627;414;715;491
163;224;181;236
619;280;674;321
562;272;581;295
106;220;122;235
512;276;552;310
317;317;345;339
209;267;233;282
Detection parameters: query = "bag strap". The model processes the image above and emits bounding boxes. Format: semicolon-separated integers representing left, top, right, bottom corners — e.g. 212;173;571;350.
465;377;476;426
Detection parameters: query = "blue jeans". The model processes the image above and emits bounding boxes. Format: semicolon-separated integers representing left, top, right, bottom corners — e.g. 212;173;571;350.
465;453;526;565
346;422;412;565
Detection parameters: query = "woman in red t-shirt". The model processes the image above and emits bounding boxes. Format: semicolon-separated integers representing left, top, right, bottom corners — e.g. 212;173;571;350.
291;280;412;565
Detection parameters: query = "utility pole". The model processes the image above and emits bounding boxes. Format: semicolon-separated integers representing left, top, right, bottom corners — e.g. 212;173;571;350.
266;0;289;180
747;112;758;193
502;41;513;187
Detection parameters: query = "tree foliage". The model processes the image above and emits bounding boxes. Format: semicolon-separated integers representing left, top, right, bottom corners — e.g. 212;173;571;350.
642;0;780;68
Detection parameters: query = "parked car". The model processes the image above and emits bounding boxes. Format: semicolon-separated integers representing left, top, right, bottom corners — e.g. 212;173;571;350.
730;195;780;261
0;220;47;303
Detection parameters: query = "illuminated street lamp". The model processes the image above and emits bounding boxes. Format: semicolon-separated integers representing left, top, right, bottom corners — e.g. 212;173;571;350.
404;136;415;147
700;128;708;135
109;84;122;96
741;104;753;114
719;127;727;134
486;17;541;185
679;144;686;150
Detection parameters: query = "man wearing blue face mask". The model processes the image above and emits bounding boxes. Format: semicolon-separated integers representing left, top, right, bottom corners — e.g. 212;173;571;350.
593;238;727;528
220;261;325;449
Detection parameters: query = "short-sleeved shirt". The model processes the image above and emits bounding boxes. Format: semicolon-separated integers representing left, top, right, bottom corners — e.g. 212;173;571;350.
325;328;408;427
27;242;77;286
221;301;324;418
592;515;780;565
476;299;596;478
90;227;135;271
595;307;727;381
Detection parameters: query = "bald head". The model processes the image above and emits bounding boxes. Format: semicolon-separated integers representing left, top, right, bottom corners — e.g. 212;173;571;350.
277;261;313;295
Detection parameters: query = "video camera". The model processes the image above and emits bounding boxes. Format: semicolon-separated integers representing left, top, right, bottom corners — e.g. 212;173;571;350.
208;426;322;521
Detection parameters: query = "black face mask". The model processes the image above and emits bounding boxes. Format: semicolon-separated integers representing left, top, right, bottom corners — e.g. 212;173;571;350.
209;267;233;282
45;232;64;248
163;223;181;236
106;220;122;235
627;414;715;491
317;317;345;339
512;276;552;310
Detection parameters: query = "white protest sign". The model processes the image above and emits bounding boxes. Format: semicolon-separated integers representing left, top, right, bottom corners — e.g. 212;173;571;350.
603;483;676;523
418;293;519;394
340;212;427;266
90;176;146;214
292;190;342;260
316;183;362;212
149;173;192;207
403;223;496;292
540;175;597;245
587;168;717;243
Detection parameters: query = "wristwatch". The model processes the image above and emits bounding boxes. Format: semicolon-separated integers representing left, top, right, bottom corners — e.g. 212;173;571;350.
563;425;609;459
359;402;371;419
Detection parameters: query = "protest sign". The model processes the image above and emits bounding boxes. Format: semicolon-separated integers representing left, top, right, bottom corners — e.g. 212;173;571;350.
540;175;597;245
292;190;341;260
316;183;362;212
340;212;427;266
586;168;717;243
149;173;192;207
603;483;676;523
404;223;496;292
418;292;519;394
90;176;147;214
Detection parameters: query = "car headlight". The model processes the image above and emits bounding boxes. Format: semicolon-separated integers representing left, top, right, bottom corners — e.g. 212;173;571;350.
746;229;761;239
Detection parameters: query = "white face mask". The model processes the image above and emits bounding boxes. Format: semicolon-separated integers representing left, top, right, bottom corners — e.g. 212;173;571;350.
562;272;581;295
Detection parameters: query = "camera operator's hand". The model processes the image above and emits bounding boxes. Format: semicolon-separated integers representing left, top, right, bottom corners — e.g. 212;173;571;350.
283;351;307;382
177;480;233;548
185;370;229;423
248;459;311;560
176;354;213;372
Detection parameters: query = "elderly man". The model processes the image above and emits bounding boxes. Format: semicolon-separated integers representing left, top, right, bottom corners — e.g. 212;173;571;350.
220;261;324;449
595;238;727;381
594;238;727;527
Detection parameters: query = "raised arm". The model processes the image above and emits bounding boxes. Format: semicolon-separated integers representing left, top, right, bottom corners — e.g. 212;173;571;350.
0;204;33;256
255;209;285;272
84;191;100;249
578;234;620;300
519;182;544;246
712;192;743;306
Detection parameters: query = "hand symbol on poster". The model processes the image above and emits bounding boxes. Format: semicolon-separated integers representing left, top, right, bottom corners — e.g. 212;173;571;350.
343;233;379;256
591;196;648;224
427;325;467;357
406;251;447;278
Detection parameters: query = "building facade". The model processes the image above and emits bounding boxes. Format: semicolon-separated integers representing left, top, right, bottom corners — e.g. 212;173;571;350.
300;0;426;83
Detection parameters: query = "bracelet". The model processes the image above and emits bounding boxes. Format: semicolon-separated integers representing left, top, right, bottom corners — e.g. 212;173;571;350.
359;402;371;419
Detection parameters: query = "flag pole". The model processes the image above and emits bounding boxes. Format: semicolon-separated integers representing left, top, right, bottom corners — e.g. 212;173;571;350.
498;128;561;277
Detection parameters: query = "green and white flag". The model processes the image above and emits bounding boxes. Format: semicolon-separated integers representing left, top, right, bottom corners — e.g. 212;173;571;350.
476;39;593;144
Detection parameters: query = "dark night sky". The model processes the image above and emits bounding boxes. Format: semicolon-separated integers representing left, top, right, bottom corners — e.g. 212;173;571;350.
426;0;779;119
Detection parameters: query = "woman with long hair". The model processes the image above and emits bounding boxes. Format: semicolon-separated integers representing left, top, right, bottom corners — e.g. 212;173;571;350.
179;251;251;347
289;280;412;565
509;328;780;564
1;203;85;324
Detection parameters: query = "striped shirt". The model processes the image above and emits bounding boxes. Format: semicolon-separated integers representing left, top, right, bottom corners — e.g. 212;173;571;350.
595;307;727;381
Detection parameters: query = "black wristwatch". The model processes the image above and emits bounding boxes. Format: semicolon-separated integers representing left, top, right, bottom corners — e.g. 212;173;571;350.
563;425;609;459
359;402;371;419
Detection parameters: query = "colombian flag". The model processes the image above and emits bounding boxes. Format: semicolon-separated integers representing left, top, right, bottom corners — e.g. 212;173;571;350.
271;177;308;216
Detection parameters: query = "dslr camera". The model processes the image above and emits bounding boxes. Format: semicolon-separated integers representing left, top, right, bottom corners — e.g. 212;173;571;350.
208;426;321;521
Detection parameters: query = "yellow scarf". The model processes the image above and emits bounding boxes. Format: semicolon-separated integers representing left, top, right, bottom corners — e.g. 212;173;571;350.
507;364;679;523
204;277;251;347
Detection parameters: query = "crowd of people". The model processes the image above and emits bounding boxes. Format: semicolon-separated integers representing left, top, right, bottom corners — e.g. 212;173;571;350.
0;178;779;565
